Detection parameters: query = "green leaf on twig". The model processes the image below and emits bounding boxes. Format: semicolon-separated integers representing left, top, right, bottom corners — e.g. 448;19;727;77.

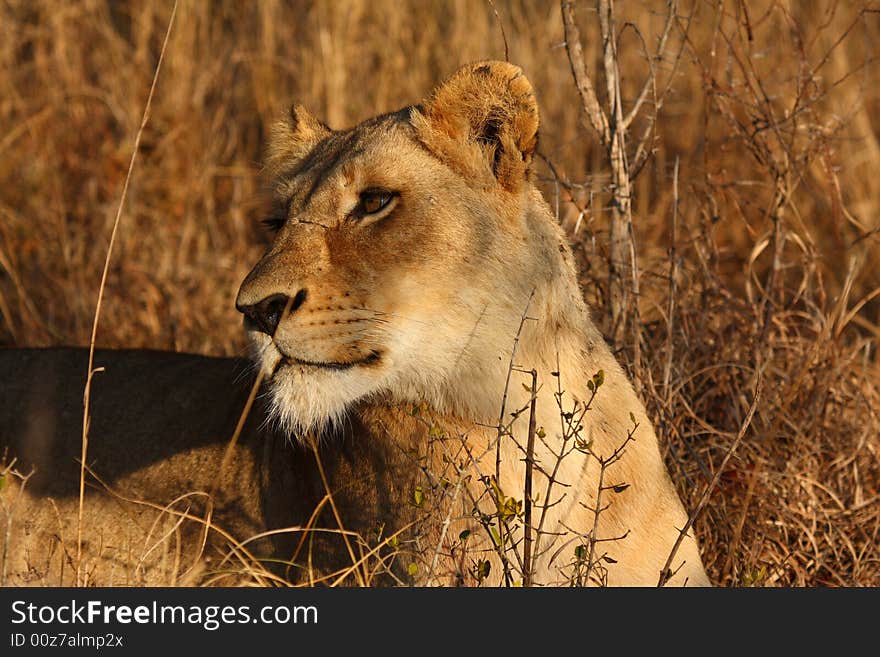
412;486;425;508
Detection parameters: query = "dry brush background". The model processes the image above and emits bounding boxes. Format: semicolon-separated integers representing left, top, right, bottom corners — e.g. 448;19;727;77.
1;0;878;586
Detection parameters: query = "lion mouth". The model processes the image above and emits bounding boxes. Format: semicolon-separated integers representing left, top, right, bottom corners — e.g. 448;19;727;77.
275;349;382;372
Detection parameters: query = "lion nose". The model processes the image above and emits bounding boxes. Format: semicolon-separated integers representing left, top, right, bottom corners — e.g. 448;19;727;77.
236;289;307;337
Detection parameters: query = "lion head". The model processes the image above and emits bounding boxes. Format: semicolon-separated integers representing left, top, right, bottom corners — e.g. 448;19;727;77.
236;61;583;435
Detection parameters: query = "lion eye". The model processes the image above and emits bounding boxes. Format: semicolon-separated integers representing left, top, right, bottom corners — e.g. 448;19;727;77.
357;189;395;216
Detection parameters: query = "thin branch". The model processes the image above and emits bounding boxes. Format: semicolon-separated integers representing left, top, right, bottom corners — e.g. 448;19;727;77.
623;0;678;129
662;156;680;403
307;432;368;587
495;290;536;487
562;0;610;147
77;0;179;587
487;0;510;62
658;372;763;586
522;369;538;586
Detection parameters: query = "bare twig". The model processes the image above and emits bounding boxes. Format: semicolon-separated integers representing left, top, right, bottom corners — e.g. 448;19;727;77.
662;156;680;402
0;462;27;587
426;471;467;584
562;0;635;348
491;290;537;584
522;368;538;586
487;0;510;62
584;420;637;584
531;353;594;571
561;1;610;147
496;289;536;485
77;0;178;587
658;372;763;586
307;432;367;587
622;1;677;129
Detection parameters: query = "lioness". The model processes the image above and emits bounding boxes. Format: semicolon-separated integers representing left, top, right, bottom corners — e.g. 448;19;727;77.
0;62;709;586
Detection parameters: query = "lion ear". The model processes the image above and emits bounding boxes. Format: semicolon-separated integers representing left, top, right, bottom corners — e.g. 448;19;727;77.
411;61;539;193
266;104;331;175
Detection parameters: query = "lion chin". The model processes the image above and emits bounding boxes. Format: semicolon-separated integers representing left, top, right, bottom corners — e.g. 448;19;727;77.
267;354;385;439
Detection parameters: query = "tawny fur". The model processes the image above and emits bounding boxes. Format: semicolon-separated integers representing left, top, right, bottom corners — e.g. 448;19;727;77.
1;62;708;587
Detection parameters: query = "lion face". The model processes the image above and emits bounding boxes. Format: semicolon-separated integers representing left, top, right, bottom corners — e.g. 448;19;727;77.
236;62;544;435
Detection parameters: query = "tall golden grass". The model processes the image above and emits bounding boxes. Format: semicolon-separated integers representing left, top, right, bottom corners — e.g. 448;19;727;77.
1;0;878;585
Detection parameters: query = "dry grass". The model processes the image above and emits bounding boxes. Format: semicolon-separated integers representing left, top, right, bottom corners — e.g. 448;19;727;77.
0;0;878;586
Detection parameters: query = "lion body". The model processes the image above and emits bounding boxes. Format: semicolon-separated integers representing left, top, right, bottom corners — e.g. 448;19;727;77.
1;62;709;587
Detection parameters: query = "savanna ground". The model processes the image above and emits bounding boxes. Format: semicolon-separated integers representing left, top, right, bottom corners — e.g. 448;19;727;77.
0;0;878;586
